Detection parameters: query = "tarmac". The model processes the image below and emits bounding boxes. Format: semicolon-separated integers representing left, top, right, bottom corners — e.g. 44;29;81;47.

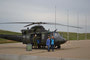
0;40;90;60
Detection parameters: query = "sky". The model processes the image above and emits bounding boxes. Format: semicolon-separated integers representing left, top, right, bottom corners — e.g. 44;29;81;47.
0;0;90;33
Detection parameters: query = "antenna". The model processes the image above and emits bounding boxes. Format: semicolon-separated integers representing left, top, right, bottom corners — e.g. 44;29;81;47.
85;15;87;40
77;12;79;40
67;10;69;40
55;5;56;30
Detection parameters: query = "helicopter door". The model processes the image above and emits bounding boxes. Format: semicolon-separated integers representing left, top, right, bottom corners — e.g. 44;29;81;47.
37;34;41;43
30;34;35;44
30;34;41;44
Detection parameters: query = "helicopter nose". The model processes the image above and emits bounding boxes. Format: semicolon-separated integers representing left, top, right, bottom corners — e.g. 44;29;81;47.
63;38;67;43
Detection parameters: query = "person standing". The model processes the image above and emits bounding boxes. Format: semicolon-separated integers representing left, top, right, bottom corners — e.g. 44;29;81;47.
37;37;40;48
46;36;51;52
51;36;55;51
33;34;37;48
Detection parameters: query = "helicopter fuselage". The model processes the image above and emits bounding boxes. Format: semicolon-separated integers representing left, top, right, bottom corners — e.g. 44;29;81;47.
0;25;67;49
21;25;67;48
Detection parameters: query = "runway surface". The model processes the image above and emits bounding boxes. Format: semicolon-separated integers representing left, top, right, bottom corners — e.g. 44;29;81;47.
0;40;90;59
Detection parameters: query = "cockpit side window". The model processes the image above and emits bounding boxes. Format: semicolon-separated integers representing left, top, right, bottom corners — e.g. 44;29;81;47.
53;33;60;37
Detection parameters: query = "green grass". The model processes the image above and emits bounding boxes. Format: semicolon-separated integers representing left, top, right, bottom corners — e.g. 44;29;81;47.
59;32;90;40
0;30;21;35
0;38;18;44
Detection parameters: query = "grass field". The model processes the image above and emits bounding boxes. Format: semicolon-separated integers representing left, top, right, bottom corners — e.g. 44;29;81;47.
59;32;90;40
0;30;21;35
0;29;90;43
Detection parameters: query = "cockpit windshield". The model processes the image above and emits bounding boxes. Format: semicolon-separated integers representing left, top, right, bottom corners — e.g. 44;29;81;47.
53;32;60;38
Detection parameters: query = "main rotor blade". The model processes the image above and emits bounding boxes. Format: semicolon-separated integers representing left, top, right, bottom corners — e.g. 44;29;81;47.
45;22;82;29
0;22;34;24
24;22;46;27
0;22;82;29
24;24;34;27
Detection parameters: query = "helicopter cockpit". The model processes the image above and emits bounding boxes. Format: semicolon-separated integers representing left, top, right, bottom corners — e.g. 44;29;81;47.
51;32;66;43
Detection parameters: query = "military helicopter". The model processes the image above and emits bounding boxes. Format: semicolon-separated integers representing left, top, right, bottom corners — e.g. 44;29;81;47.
0;22;81;49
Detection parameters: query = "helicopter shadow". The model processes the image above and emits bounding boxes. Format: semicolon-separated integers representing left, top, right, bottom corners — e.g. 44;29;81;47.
32;47;80;50
57;47;80;51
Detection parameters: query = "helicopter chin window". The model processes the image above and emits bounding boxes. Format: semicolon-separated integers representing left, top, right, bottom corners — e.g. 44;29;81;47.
53;33;61;38
53;33;59;36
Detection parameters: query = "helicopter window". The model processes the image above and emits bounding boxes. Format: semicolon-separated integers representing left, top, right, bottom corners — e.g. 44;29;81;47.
42;34;45;40
53;33;60;37
22;31;26;35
